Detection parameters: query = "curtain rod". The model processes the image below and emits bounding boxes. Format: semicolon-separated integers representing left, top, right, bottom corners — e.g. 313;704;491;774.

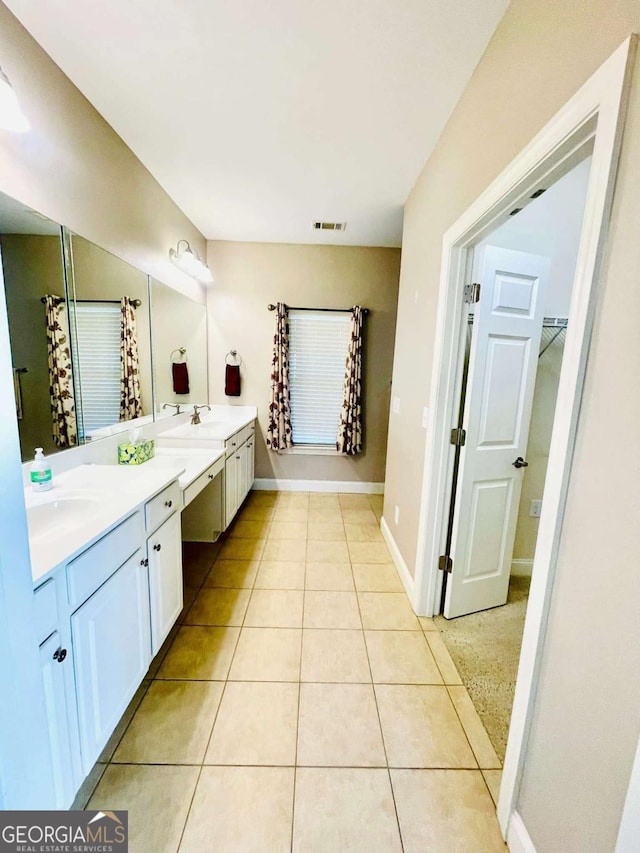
41;297;142;308
267;303;369;315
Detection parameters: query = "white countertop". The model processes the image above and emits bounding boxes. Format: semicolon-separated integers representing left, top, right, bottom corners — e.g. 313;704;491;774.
158;407;256;444
147;446;225;490
26;463;184;586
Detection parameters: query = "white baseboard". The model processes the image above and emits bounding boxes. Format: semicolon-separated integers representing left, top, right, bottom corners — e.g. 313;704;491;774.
252;478;384;494
511;559;534;578
506;812;536;853
380;516;416;603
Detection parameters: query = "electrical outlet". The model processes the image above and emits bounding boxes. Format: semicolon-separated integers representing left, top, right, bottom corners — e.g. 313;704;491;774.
394;505;400;524
392;396;400;415
530;499;542;518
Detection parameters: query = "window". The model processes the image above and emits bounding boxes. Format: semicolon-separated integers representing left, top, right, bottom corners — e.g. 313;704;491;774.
72;303;121;437
288;310;351;446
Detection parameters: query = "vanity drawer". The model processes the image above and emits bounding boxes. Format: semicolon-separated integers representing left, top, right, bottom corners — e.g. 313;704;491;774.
183;457;225;508
67;512;143;609
225;431;242;458
34;579;58;645
145;481;181;534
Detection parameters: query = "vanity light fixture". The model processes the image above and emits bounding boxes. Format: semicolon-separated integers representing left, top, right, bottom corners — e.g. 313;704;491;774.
169;239;213;285
0;66;30;133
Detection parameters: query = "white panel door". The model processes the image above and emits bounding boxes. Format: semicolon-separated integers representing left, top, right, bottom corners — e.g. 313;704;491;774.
72;551;151;773
225;453;238;528
39;632;75;808
148;512;183;656
445;246;550;618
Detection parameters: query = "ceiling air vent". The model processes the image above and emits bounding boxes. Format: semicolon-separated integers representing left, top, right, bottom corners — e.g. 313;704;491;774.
313;221;347;232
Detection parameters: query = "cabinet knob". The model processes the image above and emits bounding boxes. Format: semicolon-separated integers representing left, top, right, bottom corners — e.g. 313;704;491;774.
53;647;67;663
236;455;240;460
164;499;173;508
140;557;149;567
153;543;162;552
232;441;236;446
208;473;214;480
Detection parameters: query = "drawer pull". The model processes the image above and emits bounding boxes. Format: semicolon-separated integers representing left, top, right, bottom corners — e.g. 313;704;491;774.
53;647;67;663
164;499;173;508
153;543;162;552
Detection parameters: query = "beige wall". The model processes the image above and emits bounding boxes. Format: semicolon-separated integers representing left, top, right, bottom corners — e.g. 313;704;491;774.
1;234;65;459
386;1;640;850
0;2;205;304
207;241;400;483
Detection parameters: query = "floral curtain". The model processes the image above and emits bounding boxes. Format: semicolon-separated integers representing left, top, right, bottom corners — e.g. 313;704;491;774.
337;306;364;455
266;302;293;451
120;296;143;421
44;295;77;448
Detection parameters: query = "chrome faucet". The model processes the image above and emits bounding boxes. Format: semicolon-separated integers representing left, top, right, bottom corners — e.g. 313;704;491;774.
191;404;211;425
162;403;182;415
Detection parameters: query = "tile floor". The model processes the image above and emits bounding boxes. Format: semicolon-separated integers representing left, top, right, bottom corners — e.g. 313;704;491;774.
86;491;507;852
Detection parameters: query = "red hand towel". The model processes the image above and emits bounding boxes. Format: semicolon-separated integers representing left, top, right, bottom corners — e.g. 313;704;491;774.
225;364;241;396
172;362;190;395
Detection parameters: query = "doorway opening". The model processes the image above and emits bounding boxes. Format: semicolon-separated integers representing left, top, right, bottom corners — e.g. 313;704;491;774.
435;153;592;760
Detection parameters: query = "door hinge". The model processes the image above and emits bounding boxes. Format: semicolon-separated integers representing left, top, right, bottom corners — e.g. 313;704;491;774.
464;282;481;304
450;427;466;447
438;555;453;573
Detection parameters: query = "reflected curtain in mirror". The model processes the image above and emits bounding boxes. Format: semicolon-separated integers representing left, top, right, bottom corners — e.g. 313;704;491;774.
119;296;142;421
266;301;293;451
337;306;364;455
44;295;77;448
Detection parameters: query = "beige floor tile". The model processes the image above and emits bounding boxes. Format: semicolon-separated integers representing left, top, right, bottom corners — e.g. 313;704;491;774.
178;586;198;624
182;541;221;571
254;560;306;590
147;624;180;678
391;769;507;852
344;523;384;542
419;615;438;631
306;539;351;563
368;494;384;512
348;541;392;564
179;766;294;853
99;680;150;763
218;538;266;561
228;518;271;539
365;631;443;684
244;589;304;627
309;493;341;508
229;627;302;681
482;768;503;805
184;587;250;626
352;563;403;592
205;682;299;765
308;507;343;523
448;686;501;769
277;492;309;507
304;590;362;629
246;490;279;507
293;768;402;853
307;521;346;541
271;506;309;522
341;507;379;526
204;559;259;589
262;538;307;561
182;560;210;589
339;494;373;509
297;683;386;767
237;504;275;522
358;592;421;630
375;685;477;768
301;629;371;683
268;521;308;540
305;562;354;591
157;626;240;680
89;765;198;853
425;631;463;684
72;761;107;809
113;680;223;764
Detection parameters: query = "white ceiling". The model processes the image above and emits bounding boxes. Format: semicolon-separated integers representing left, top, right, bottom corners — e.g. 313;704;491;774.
5;0;509;247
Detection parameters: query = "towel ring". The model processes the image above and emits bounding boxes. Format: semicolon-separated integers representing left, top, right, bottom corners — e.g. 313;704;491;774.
170;347;187;363
225;350;243;367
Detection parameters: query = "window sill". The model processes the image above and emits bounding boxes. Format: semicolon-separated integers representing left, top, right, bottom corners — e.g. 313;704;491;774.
286;444;341;457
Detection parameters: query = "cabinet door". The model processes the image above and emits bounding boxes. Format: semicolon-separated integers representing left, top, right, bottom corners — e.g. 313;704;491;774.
238;442;249;507
247;438;255;494
72;551;151;775
148;512;183;656
40;632;75;808
225;453;238;528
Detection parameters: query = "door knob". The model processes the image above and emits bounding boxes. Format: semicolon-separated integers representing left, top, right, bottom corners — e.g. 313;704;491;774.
512;456;529;469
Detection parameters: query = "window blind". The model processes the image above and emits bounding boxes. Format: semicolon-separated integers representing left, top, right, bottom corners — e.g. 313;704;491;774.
72;303;121;436
288;310;351;445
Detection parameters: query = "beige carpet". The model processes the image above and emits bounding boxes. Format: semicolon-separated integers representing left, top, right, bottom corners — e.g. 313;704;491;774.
435;575;531;761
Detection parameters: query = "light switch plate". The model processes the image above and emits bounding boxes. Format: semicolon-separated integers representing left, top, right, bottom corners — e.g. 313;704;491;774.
530;499;542;518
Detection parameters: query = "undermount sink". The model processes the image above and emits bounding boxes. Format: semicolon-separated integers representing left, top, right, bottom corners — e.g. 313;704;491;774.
27;492;103;541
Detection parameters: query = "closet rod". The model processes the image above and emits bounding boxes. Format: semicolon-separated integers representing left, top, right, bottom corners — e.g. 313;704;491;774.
41;297;142;308
267;303;369;315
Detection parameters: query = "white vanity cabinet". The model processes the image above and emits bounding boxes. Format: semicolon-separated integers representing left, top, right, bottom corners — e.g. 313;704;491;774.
224;423;256;527
39;631;76;808
72;549;151;775
147;510;183;656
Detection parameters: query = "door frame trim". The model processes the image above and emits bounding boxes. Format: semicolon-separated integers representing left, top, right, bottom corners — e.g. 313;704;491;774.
411;36;636;835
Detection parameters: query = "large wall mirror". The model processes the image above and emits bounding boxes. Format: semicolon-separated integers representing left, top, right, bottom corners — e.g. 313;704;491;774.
0;190;208;462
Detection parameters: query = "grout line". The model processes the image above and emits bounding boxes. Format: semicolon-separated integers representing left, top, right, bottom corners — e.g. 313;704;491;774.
100;760;485;771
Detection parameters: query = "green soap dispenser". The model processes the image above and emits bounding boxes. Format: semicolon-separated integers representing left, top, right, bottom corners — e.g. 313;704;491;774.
30;447;53;492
